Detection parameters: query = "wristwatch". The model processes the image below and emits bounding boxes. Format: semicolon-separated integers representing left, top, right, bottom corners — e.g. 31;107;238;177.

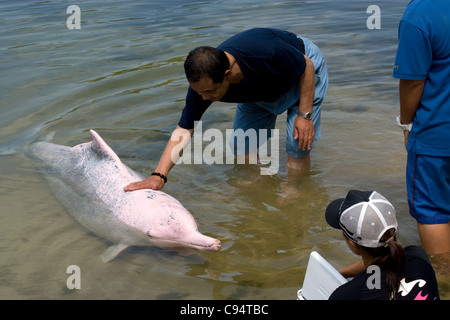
396;116;413;132
297;111;312;120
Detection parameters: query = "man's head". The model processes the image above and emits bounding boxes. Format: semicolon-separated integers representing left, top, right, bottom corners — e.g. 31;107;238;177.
184;46;231;101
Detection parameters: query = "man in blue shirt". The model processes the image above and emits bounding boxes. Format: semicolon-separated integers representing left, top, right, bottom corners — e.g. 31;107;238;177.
393;0;450;266
125;28;328;191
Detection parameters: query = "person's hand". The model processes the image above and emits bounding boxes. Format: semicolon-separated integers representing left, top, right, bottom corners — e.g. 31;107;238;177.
293;116;314;151
403;130;410;151
124;175;165;192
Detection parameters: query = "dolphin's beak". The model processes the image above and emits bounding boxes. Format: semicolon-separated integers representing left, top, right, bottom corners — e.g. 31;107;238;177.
208;239;221;252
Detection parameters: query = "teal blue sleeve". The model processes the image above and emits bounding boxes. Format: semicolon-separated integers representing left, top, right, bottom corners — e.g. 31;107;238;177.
393;21;432;80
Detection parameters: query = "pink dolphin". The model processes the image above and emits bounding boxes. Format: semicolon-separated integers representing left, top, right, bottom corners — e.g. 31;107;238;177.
29;130;221;262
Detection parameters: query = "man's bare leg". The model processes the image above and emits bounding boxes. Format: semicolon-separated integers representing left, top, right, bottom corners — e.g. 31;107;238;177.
276;154;310;202
229;151;261;186
417;222;450;275
286;153;310;173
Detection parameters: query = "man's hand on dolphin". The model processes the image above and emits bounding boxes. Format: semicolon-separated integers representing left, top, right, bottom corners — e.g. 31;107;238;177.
124;175;164;191
124;126;191;192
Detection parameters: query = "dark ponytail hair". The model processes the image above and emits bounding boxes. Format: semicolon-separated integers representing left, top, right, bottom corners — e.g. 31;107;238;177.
363;228;406;299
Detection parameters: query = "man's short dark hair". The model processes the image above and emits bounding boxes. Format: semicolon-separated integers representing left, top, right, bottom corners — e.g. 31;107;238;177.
184;46;230;83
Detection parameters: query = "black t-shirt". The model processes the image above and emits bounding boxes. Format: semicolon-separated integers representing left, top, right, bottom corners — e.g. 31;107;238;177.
178;28;306;129
329;245;440;300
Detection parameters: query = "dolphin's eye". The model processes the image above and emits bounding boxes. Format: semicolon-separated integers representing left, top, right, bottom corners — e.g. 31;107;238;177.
146;231;153;238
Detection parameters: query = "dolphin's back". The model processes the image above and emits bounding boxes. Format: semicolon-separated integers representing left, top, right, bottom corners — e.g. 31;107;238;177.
29;134;148;247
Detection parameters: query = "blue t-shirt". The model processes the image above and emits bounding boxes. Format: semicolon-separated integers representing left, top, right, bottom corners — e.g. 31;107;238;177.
178;28;306;129
393;0;450;156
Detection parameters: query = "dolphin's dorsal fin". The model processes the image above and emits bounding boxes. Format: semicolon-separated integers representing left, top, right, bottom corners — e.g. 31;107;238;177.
89;129;122;163
89;129;134;180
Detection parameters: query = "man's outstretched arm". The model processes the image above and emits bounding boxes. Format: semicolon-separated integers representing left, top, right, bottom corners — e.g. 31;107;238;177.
124;125;194;191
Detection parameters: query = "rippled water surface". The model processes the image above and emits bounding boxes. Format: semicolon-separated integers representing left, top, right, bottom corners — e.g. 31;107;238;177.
1;0;448;299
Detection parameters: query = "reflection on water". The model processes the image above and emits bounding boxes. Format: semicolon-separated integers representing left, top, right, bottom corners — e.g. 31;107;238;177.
0;0;448;299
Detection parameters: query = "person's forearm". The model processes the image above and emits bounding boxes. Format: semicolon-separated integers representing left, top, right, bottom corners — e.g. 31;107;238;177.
298;55;315;113
123;125;193;191
338;259;365;278
155;125;194;176
293;56;315;151
399;79;425;124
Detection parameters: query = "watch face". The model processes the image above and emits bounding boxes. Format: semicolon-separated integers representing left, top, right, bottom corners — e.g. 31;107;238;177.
297;111;312;120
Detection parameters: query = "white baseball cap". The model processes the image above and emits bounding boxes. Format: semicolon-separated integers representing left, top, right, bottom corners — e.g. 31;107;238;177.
325;190;398;248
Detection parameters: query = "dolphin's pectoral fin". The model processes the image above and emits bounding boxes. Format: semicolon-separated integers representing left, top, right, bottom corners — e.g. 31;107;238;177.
100;243;129;263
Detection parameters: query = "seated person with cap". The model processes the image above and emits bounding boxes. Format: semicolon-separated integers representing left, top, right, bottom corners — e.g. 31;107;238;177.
325;190;440;300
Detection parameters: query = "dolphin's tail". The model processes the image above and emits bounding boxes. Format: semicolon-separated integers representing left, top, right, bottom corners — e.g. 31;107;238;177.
0;127;53;156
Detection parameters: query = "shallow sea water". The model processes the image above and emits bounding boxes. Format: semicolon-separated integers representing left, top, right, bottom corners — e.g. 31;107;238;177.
0;0;448;299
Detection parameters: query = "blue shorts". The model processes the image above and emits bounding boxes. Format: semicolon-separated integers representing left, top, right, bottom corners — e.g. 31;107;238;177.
406;142;450;224
229;36;328;158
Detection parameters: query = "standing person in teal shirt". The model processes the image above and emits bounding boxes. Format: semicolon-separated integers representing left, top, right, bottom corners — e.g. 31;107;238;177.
393;0;450;271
